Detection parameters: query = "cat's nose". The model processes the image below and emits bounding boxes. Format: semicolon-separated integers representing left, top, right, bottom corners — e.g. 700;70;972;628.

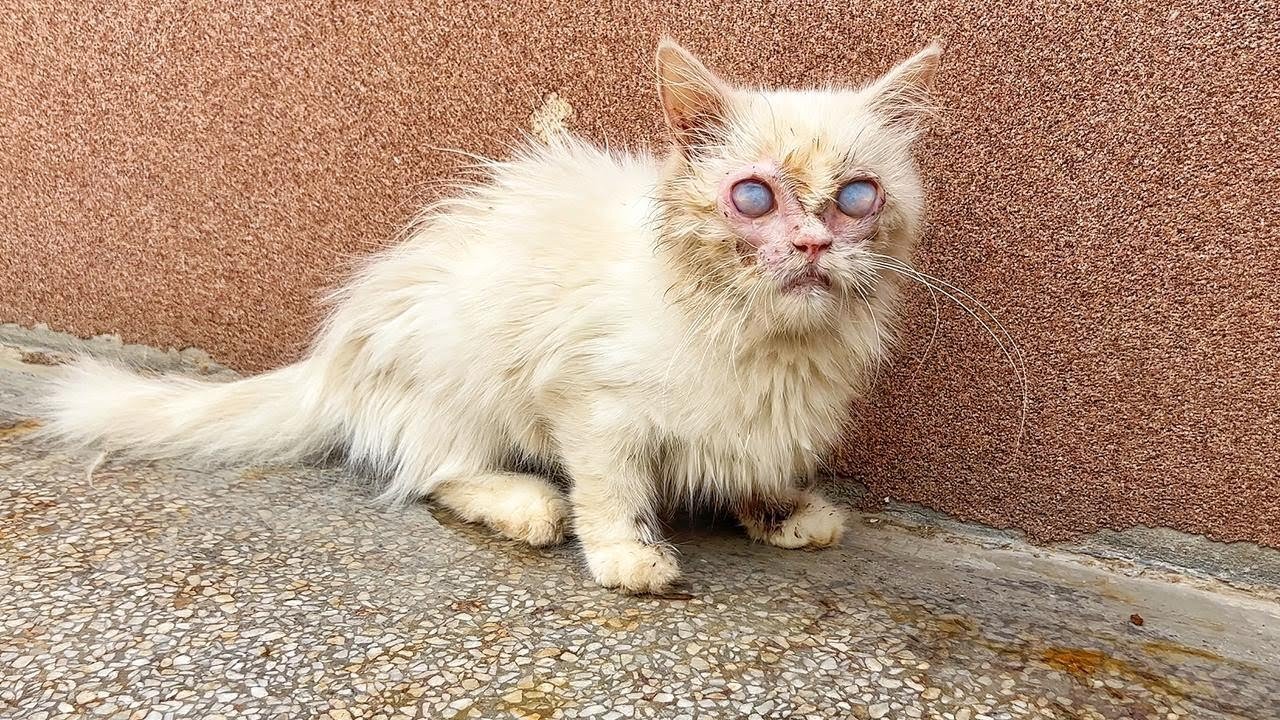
791;236;832;262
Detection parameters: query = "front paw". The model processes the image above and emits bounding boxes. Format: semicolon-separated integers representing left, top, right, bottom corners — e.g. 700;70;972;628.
743;493;846;549
584;541;681;593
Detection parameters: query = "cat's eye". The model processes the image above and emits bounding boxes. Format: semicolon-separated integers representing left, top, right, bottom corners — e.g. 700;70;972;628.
730;180;775;218
836;180;880;218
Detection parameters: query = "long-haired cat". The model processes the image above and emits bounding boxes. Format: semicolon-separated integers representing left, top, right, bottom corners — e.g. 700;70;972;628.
43;39;942;593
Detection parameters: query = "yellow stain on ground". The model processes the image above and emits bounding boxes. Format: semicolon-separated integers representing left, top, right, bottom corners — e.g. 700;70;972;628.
0;419;41;439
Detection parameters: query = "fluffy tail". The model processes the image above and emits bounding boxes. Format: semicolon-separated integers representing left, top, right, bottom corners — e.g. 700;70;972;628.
40;357;334;466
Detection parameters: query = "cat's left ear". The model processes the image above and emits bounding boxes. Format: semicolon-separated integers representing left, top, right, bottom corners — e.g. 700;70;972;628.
655;39;735;152
862;42;943;132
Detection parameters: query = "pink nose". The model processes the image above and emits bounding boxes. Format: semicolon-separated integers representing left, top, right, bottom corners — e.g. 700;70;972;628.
792;237;832;262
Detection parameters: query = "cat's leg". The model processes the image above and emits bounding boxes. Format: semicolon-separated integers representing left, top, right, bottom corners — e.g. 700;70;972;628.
561;444;679;593
736;488;847;549
376;412;567;546
432;472;570;547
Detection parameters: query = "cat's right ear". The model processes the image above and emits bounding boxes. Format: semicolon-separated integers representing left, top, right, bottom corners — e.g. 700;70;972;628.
655;39;734;153
862;42;944;134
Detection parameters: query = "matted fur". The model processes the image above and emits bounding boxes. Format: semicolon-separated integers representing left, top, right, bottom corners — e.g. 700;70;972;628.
41;40;942;592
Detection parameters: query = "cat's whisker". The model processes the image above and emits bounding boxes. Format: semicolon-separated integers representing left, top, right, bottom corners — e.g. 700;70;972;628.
870;259;1025;380
850;285;885;389
872;254;1027;368
729;282;775;390
909;276;944;378
425;144;501;168
660;304;717;409
867;258;1029;450
658;262;753;415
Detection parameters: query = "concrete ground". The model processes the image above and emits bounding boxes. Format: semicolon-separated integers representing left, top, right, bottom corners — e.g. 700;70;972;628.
2;327;1278;720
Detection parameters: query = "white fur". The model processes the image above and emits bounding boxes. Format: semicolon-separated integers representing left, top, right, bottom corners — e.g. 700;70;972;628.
42;42;940;592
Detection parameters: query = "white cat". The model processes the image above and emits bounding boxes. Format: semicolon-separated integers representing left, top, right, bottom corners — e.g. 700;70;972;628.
43;40;941;593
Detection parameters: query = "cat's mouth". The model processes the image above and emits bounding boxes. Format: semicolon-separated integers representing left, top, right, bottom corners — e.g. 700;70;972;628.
780;266;832;294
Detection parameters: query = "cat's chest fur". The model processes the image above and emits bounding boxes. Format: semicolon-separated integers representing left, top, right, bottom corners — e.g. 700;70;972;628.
519;308;866;495
654;333;865;492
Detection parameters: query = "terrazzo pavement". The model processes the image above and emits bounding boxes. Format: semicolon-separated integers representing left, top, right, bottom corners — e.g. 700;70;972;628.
2;328;1278;720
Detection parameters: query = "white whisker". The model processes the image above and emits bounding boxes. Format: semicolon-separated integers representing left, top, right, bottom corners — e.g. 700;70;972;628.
867;254;1030;454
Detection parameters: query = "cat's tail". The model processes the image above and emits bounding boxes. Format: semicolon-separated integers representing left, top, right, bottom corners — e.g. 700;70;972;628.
40;357;336;466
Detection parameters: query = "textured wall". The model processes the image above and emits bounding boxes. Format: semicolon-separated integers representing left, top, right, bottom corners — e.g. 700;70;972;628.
3;2;1277;546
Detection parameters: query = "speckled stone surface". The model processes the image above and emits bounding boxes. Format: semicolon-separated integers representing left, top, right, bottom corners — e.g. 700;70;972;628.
2;333;1278;720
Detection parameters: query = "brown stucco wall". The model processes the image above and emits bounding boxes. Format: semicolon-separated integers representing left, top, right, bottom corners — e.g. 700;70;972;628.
3;2;1277;546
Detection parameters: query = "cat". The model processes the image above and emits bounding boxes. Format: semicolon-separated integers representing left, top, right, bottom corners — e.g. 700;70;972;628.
42;39;942;593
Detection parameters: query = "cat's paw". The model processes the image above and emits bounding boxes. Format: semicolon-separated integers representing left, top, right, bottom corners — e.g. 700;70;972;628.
492;493;570;547
744;494;846;549
584;541;681;593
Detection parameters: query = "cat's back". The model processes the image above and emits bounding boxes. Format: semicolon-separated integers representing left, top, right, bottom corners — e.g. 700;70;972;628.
349;136;671;375
461;135;658;258
449;137;668;303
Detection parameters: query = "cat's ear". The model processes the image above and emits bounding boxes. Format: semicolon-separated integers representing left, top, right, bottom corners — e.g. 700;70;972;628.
862;42;943;132
655;39;735;152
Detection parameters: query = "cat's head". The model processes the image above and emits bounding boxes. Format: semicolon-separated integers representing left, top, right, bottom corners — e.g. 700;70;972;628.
654;40;940;330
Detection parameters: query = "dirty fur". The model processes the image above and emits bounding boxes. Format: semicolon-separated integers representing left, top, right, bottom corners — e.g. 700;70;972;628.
41;40;942;593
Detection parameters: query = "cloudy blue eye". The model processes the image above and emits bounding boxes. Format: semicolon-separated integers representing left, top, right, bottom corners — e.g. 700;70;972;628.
730;179;775;218
836;180;880;218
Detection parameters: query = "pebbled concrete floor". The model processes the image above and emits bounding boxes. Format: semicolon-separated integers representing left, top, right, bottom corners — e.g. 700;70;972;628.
2;328;1278;720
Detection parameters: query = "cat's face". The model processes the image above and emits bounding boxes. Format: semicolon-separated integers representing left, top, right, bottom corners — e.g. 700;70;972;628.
655;41;940;328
